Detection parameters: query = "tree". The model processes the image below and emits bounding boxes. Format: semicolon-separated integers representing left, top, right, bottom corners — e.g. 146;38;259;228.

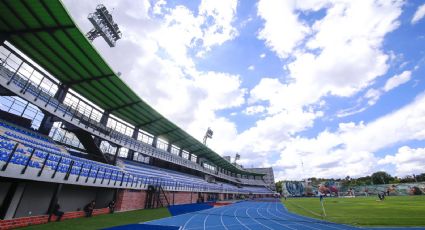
275;181;283;194
416;173;425;182
371;171;393;184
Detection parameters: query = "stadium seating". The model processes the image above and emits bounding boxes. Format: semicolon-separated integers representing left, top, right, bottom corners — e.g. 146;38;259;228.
0;118;271;194
0;67;258;186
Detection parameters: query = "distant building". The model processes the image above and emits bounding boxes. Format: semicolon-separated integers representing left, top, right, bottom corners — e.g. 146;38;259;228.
247;167;276;191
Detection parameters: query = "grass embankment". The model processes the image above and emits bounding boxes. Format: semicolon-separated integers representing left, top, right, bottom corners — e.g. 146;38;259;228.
283;196;425;227
21;208;171;230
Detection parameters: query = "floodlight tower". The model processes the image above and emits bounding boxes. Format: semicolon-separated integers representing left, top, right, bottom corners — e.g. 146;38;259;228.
86;4;122;47
233;153;240;164
203;127;213;145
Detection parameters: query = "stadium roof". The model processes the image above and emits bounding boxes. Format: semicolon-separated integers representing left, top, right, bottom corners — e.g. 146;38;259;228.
0;0;263;176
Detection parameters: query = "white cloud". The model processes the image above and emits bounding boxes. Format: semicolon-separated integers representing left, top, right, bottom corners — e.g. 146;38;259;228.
337;70;412;117
62;0;244;151
248;65;255;71
253;0;403;111
62;0;419;182
379;146;425;176
239;0;406;179
384;70;412;92
257;0;310;58
274;92;425;179
198;0;239;53
411;3;425;24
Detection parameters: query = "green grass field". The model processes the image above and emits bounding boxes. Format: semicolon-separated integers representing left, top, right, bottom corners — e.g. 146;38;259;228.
21;208;171;230
283;196;425;227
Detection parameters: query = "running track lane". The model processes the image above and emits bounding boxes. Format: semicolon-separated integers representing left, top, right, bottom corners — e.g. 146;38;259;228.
144;201;425;230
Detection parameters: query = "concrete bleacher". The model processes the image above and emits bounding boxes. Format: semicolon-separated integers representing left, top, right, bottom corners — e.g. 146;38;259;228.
0;120;66;154
0;119;138;190
0;118;271;195
0;67;270;187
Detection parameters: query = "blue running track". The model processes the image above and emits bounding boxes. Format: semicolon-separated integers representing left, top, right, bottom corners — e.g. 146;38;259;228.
143;201;425;230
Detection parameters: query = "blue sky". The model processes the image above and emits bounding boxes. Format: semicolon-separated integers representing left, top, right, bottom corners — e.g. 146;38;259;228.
63;0;425;180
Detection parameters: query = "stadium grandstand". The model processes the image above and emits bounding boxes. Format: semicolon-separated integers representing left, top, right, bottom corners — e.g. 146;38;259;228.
0;1;274;229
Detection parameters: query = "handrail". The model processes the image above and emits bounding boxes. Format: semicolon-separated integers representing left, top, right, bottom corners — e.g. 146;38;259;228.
0;45;267;179
0;135;272;194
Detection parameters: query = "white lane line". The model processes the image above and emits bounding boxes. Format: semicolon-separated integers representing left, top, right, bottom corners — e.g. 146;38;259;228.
276;202;321;230
245;207;274;230
256;203;297;230
276;202;346;230
182;213;199;230
201;205;226;230
234;207;252;230
220;206;232;230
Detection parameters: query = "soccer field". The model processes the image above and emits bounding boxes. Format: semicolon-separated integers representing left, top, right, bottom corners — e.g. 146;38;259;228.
284;196;425;227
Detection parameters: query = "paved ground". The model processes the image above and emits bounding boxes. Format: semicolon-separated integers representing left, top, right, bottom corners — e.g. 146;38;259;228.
144;201;425;230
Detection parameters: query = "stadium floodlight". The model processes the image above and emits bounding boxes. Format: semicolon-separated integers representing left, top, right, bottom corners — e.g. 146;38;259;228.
86;4;122;47
234;153;240;164
202;127;213;145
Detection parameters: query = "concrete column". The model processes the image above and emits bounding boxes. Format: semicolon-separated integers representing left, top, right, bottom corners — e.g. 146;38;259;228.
38;84;69;135
113;146;121;165
166;143;172;153
99;111;110;126
47;184;63;222
127;128;139;160
2;182;26;220
152;136;158;148
93;112;110;146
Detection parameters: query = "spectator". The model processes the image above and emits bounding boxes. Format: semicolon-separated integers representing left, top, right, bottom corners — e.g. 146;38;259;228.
84;200;95;217
108;200;115;214
52;203;64;221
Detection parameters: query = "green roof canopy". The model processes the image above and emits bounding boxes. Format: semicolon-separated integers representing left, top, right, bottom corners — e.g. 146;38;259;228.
0;0;264;176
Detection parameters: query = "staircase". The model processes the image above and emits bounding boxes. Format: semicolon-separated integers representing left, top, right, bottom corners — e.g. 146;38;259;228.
145;185;170;209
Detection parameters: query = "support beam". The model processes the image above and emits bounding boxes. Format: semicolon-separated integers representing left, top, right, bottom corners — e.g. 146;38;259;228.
151;136;158;148
127;128;139;160
47;183;63;222
113;146;121;165
169;136;188;145
157;128;179;136
93;112;110;147
166;143;171;153
64;74;115;86
99;112;110;126
0;181;19;219
106;101;140;112
0;182;26;220
0;25;74;35
136;117;163;129
38;84;69;135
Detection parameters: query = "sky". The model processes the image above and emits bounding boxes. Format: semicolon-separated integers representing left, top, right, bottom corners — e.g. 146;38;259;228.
62;0;425;181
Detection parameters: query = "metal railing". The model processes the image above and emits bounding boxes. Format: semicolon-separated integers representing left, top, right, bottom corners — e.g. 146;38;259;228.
0;44;267;186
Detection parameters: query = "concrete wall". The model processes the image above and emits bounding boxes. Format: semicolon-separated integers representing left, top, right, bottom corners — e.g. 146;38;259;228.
14;182;56;218
95;188;115;208
0;182;11;207
58;184;114;212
